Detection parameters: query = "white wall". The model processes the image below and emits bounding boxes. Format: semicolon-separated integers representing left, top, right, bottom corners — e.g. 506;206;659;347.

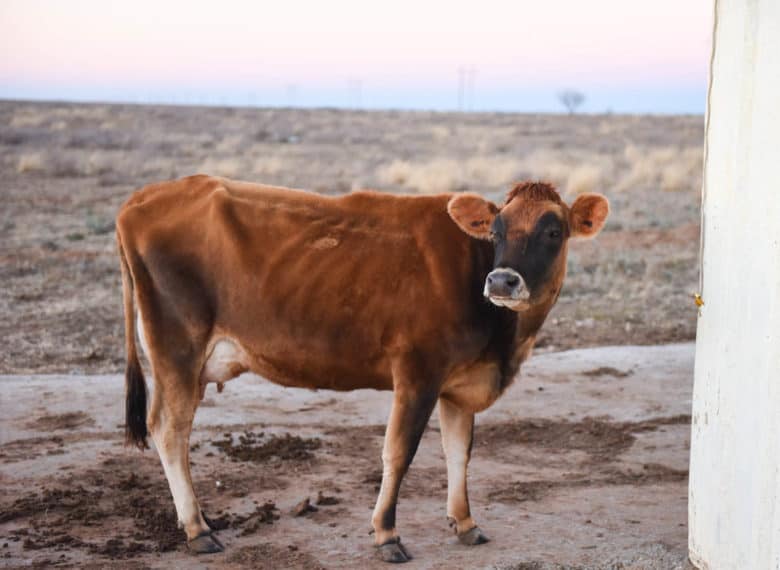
689;0;780;568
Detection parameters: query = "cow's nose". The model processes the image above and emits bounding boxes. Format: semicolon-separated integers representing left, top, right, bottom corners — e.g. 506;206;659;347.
484;268;529;300
488;272;519;288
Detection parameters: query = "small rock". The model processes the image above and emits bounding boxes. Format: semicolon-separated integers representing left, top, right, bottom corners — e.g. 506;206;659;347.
316;491;340;506
292;497;318;517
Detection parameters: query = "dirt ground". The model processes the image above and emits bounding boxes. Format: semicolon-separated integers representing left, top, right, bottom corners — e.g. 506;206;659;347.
0;101;703;375
1;344;694;569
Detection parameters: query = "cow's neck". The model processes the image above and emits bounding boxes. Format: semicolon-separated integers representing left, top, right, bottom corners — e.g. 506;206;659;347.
495;302;552;390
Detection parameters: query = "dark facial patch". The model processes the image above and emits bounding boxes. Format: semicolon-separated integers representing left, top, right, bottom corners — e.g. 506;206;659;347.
489;215;507;259
490;211;565;295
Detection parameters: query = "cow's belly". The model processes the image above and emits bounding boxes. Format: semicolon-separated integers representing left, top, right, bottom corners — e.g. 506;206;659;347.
199;334;394;394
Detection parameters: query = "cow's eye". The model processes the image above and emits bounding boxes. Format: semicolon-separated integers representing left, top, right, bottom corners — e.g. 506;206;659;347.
547;229;561;239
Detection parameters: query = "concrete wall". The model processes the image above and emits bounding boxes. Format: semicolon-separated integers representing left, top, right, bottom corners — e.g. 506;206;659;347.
689;0;780;568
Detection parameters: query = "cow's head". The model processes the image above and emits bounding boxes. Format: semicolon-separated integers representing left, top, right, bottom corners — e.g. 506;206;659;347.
447;181;609;311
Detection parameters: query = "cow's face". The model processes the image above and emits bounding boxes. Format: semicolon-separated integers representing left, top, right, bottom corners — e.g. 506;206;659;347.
447;181;609;311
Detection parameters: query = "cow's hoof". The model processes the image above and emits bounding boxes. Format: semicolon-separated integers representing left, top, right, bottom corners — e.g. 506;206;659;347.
187;530;224;554
458;526;490;546
376;537;412;563
202;510;216;530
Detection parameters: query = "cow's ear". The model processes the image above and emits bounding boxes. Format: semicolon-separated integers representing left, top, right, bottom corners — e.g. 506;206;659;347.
447;193;499;240
569;193;609;239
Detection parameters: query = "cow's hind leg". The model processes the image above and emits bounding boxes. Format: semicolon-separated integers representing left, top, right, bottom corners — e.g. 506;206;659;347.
371;378;438;563
438;397;489;546
147;369;222;554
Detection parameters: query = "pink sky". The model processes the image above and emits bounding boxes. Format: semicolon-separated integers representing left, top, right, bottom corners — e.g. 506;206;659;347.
0;0;712;112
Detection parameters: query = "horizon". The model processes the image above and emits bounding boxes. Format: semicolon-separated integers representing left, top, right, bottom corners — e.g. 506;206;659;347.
0;96;706;117
0;0;712;114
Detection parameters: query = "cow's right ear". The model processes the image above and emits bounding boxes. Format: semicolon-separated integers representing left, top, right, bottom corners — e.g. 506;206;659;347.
447;193;499;240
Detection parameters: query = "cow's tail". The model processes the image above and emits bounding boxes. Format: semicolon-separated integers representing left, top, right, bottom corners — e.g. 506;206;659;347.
118;231;149;450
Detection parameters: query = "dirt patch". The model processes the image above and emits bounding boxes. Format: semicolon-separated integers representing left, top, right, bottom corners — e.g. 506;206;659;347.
26;411;95;431
227;543;326;570
88;537;149;558
479;416;691;506
315;491;340;506
581;367;632;378
0;460;181;557
477;415;691;463
501;562;588;570
0;435;65;462
212;431;322;463
488;463;688;504
0;453;293;561
0;486;103;526
194;468;288;500
478;418;635;462
230;501;280;536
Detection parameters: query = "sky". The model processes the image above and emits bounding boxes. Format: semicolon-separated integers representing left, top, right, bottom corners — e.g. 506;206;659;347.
0;0;712;114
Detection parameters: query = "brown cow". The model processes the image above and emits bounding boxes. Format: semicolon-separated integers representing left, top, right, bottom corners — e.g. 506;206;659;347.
116;175;608;562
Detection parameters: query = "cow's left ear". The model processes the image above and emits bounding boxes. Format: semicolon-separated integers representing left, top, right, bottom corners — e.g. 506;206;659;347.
447;193;499;240
568;193;609;239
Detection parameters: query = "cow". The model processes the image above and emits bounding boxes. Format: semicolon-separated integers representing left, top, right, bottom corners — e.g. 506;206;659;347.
116;175;609;563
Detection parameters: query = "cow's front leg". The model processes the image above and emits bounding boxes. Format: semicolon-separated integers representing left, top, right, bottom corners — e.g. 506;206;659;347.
371;385;438;563
438;397;489;545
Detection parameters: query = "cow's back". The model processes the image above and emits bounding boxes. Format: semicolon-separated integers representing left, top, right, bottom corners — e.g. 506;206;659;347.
117;175;497;390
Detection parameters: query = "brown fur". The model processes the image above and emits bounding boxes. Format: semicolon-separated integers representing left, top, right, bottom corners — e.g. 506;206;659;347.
505;180;564;206
116;175;608;557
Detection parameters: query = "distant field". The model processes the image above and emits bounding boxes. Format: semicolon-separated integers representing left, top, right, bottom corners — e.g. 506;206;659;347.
0;101;703;374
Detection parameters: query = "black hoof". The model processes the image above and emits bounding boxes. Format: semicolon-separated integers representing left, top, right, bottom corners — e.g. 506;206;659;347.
188;530;224;554
458;526;490;546
202;510;216;530
376;537;412;563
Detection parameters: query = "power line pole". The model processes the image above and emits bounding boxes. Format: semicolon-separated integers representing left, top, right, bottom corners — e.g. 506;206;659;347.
457;66;478;111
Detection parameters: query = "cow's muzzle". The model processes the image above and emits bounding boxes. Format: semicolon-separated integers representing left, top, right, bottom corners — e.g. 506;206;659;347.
484;268;530;308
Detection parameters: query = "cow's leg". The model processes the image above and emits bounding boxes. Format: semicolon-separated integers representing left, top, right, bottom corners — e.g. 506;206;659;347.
147;372;222;554
438;397;489;546
371;384;438;563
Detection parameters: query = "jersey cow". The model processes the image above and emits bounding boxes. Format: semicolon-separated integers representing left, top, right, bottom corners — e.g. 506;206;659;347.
117;175;609;562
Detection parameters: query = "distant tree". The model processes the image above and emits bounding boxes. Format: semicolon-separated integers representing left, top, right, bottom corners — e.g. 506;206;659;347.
558;89;586;114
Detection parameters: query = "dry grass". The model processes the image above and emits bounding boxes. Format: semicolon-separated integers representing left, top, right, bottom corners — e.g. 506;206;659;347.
376;159;413;186
252;156;286;177
16;152;85;177
618;145;702;193
518;149;572;187
17;150;126;178
566;163;603;195
376;158;462;193
464;156;521;187
198;157;244;178
16;152;45;174
376;156;521;194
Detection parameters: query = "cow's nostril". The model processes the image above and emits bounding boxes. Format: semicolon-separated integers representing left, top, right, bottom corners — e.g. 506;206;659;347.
486;275;494;285
505;274;520;287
